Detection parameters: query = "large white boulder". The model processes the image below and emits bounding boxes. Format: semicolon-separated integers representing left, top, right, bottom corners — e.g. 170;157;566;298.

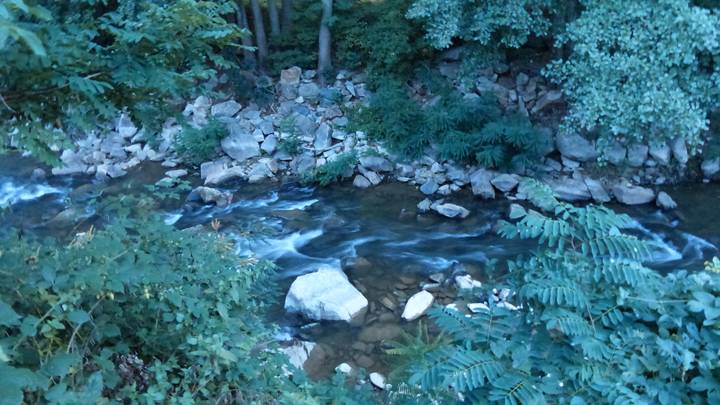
402;290;435;321
284;266;368;322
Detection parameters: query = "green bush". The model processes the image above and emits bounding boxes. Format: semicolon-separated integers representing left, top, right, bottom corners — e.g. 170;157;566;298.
545;0;720;153
349;83;542;169
305;151;358;186
0;0;243;164
397;179;720;403
175;117;228;165
0;209;375;403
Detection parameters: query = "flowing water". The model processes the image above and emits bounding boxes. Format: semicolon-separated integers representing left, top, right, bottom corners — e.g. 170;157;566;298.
2;154;719;377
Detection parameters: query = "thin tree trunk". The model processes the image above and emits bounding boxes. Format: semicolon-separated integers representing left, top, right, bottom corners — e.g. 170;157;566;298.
250;0;268;69
317;0;333;84
268;0;281;37
281;0;293;34
236;1;256;66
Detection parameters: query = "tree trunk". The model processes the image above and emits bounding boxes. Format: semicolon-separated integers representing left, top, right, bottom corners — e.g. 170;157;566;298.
317;0;333;84
268;0;281;37
281;0;293;34
236;1;256;66
249;0;268;69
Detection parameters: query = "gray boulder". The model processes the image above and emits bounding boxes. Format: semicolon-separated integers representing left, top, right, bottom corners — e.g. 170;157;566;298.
491;174;519;193
420;179;439;195
280;66;302;86
261;135;278;154
188;186;232;207
222;123;260;162
656;191;677;210
531;90;563;114
548;177;591;202
671;138;689;165
649;143;671;166
605;142;626;166
612;184;655;205
702;158;720;178
298;83;321;101
359;156;393;172
627;144;648;167
353;175;372;189
583;178;611;203
401;290;435;321
432;203;470;219
470;169;495;199
314;123;332;150
284;266;368;322
557;133;597;162
211;100;242;117
205;166;245;185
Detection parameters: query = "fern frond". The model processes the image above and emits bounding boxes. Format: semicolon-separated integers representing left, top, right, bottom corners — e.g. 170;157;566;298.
488;374;546;405
593;258;656;287
541;308;594;337
441;348;503;391
520;278;588;309
517;178;560;212
408;346;456;389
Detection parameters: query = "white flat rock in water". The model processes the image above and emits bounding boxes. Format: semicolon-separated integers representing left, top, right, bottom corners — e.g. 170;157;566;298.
402;290;435;321
284;266;368;322
369;372;387;390
281;340;316;370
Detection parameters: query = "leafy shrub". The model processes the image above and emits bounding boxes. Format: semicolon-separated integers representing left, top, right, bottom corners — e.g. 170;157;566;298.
278;115;303;156
545;0;720;154
349;83;542;169
0;208;375;403
399;179;720;403
407;0;554;50
175;117;228;165
0;0;242;164
305;151;358;186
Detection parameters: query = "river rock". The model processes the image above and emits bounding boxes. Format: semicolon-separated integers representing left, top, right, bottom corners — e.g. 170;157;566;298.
401;290;434;321
455;275;482;290
248;161;273;183
556;132;597;162
353;175;372;189
420;179;439;195
165;169;187;179
605;142;626;166
671;138;688;165
205;166;245;185
359;156;393;172
211;100;242;117
299;83;321;101
284;266;368;322
531;90;563;114
627;144;648;167
548;177;591;202
432;203;470;219
470;169;495;199
491;174;519;193
702;158;720;178
649;143;671;166
280;66;302;86
369;372;388;390
656;191;677;210
222;123;260;162
417;198;432;212
583;177;611;203
291;154;316;175
314;123;332;150
188;186;232;207
281;341;316;370
261;135;278;154
612;184;655;205
335;363;353;374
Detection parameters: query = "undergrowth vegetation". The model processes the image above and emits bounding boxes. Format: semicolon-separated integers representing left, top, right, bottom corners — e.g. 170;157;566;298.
305;151;358;186
396;179;720;403
174;117;228;166
349;83;542;169
0;195;374;403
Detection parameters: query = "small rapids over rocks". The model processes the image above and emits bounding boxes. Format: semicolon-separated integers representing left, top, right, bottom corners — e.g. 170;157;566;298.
2;155;719;377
